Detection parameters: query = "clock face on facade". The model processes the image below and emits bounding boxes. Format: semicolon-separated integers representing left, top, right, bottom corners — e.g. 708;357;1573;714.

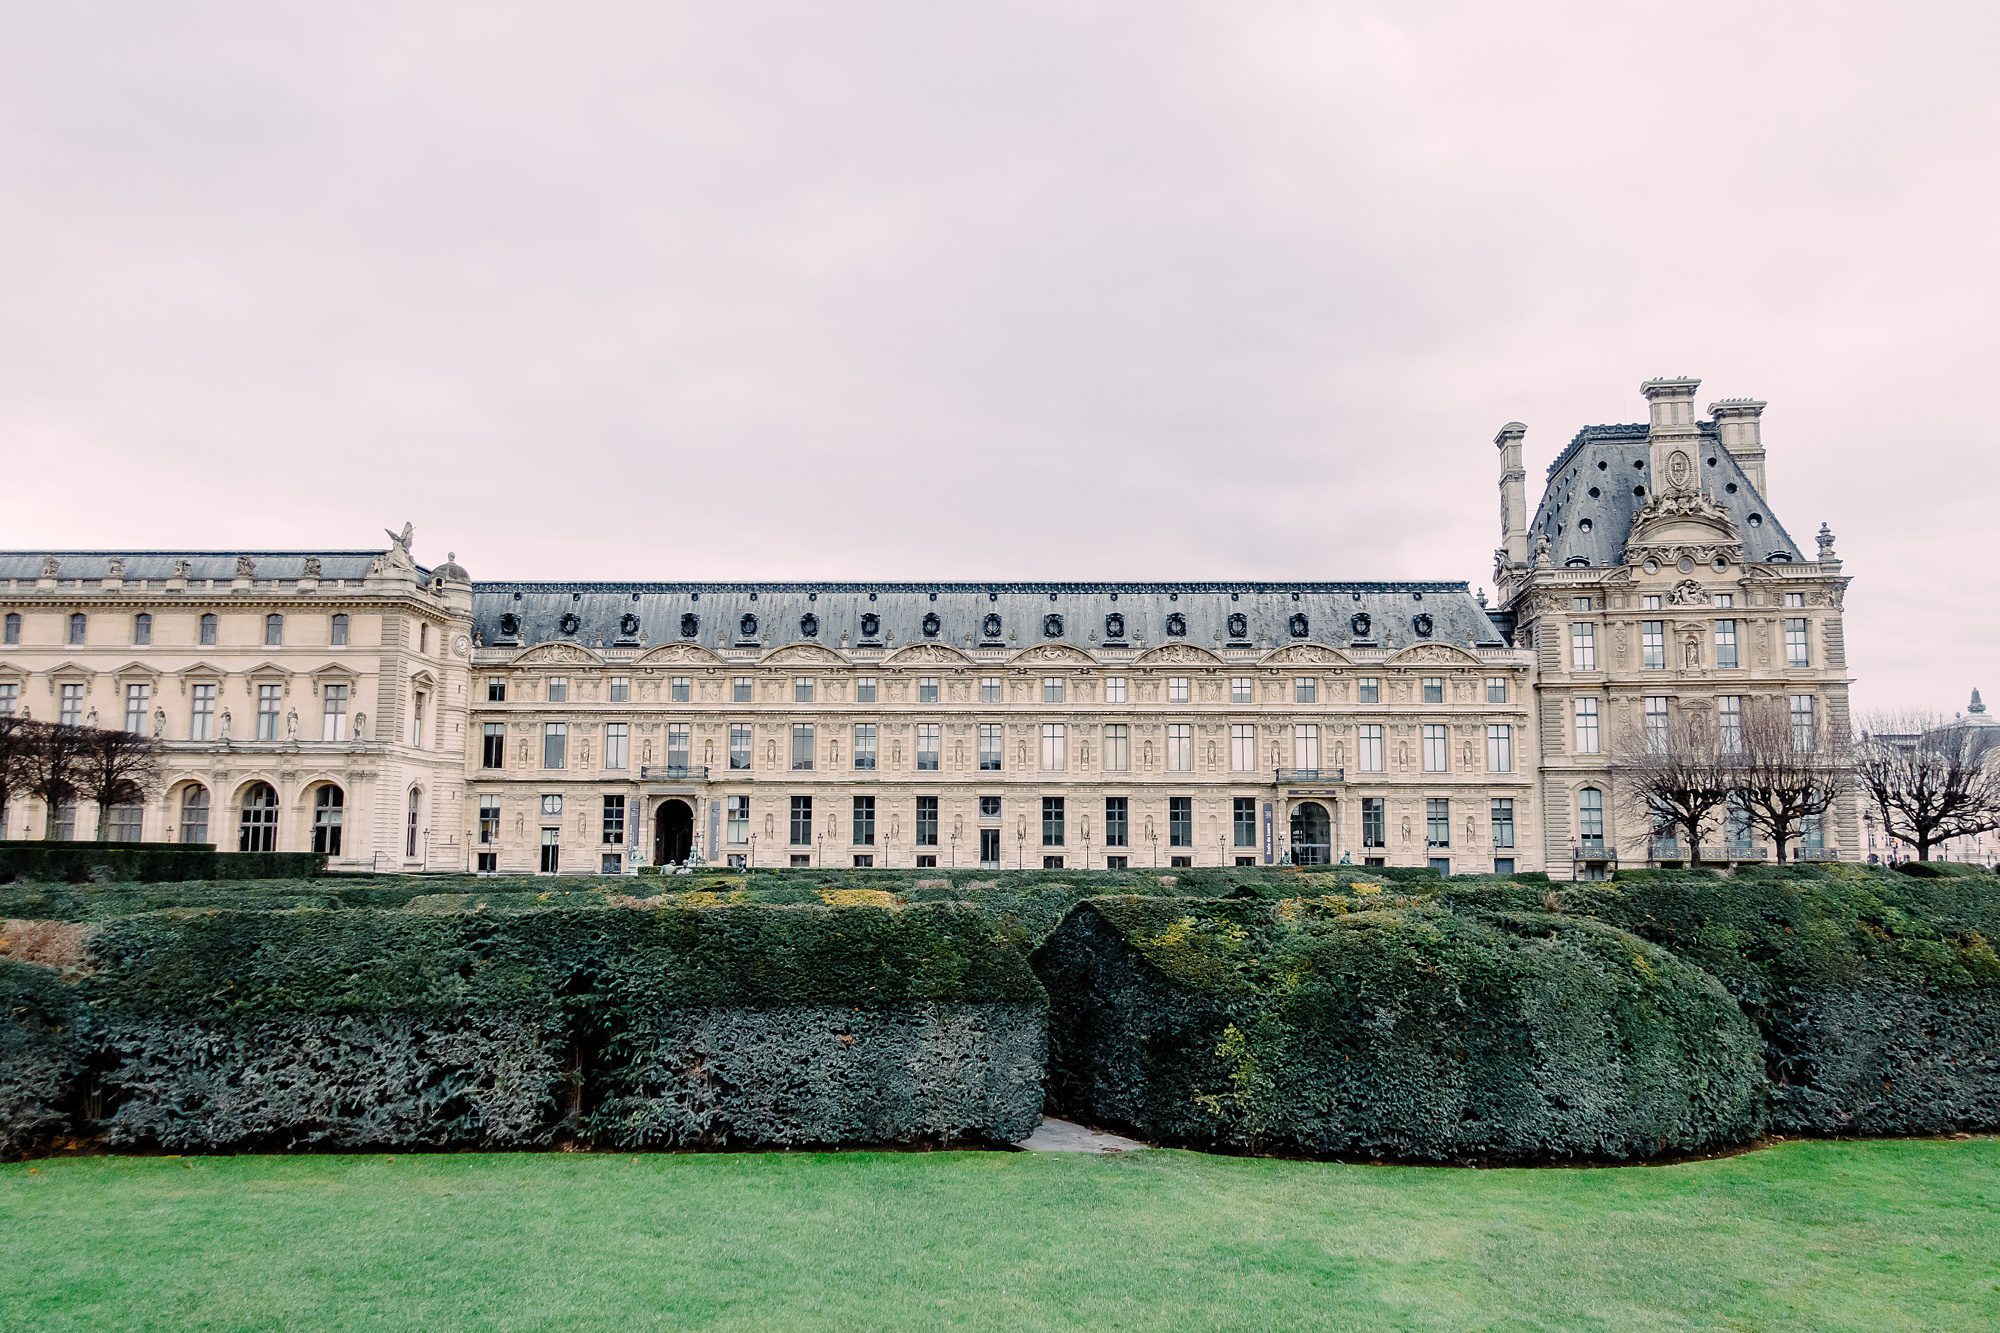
453;634;470;657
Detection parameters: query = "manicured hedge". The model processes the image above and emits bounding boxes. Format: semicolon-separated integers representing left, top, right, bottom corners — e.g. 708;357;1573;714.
1894;860;1996;879
0;841;324;885
1036;895;1765;1162
1;958;80;1159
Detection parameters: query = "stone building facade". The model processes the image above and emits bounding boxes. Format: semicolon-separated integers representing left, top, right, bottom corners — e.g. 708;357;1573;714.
0;376;1855;876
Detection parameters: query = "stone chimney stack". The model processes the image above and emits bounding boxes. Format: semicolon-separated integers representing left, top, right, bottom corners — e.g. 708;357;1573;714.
1709;397;1768;496
1494;421;1529;566
1640;376;1702;434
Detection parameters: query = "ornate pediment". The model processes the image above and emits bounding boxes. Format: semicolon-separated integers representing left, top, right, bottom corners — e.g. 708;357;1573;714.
1625;486;1741;562
1384;642;1483;668
1010;643;1099;666
510;642;603;666
1131;642;1222;667
760;643;846;666
1259;643;1352;667
634;642;722;666
885;642;973;666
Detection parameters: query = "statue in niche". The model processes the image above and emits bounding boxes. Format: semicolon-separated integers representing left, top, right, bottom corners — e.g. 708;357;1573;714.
763;812;775;838
1397;741;1410;769
767;739;778;766
952;814;963;838
1142;740;1154;767
85;707;97;728
1683;637;1701;670
703;739;714;766
1400;815;1412;845
286;709;298;740
153;708;166;737
579;737;592;766
1461;740;1474;769
218;709;232;740
515;814;525;837
353;713;367;741
644;740;655;764
518;738;529;765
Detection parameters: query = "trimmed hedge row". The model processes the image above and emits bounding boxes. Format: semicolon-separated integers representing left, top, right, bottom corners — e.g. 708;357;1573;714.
1035;896;1764;1162
1;958;80;1158
0;841;324;885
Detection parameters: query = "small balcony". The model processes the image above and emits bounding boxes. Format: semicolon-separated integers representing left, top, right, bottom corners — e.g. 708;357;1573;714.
639;764;710;782
1648;837;1686;863
1720;842;1768;863
1793;846;1838;863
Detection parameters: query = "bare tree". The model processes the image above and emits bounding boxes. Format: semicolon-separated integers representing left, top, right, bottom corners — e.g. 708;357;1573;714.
0;715;35;839
1612;706;1732;866
1734;696;1849;865
1854;709;2000;862
19;721;93;841
73;725;165;841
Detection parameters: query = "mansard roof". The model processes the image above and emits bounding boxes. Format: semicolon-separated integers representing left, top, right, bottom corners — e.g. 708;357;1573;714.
0;551;400;582
1528;423;1802;568
471;581;1509;655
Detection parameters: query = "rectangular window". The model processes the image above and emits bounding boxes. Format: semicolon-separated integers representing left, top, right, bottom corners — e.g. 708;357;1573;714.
1041;723;1067;772
1169;796;1192;847
543;722;567;768
979;827;1001;868
1718;696;1743;753
1167;723;1192;772
605;722;629;771
730;723;752;770
330;614;348;647
199;613;216;647
981;676;1003;703
1168;677;1190;704
852;796;876;846
256;683;281;740
1785;618;1811;667
1357;677;1380;704
733;676;753;703
1571;622;1597;671
1486;723;1512;773
666;724;690;770
1293;724;1320;773
1422;723;1448;773
3;614;17;646
1233;797;1257;848
1716;593;1734;609
1790;695;1817;752
794;676;814;703
133;614;152;646
856;676;877;703
918;676;939;704
789;796;813;845
1104;797;1128;848
1572;596;1594;612
1486;676;1508;703
540;829;561;874
602;795;626;846
1103;676;1127;704
791;723;815;770
853;723;877;771
1362;797;1386;849
190;684;215;740
916;723;940;771
1230;723;1256;772
1231;676;1253;705
1422;677;1445;704
265;614;284;647
546;677;568;703
1641;594;1662;611
481;721;505;769
1785;591;1806;608
1426;798;1451;847
1043;676;1065;703
1041;796;1065;847
1103;724;1129;773
1293;677;1316;704
915;795;939;847
1715;619;1739;669
979;722;1003;771
617;676;638;703
1578;788;1606;849
726;796;749;844
478;796;500;845
1642;620;1666;670
1644;697;1670;752
1573;698;1600;754
0;683;16;717
1490;798;1516;849
124;682;150;734
320;684;349;742
58;683;82;727
487;677;506;702
1358;724;1384;773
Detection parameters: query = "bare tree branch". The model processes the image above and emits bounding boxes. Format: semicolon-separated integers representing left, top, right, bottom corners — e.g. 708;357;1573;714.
1855;709;2000;861
1611;706;1732;865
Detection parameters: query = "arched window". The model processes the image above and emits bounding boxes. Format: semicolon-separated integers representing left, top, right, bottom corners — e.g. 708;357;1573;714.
330;613;349;647
106;794;144;842
1577;787;1606;851
199;613;218;646
265;613;284;647
3;612;18;645
405;787;423;860
133;612;152;646
68;612;87;645
238;782;278;853
179;786;211;845
312;785;345;856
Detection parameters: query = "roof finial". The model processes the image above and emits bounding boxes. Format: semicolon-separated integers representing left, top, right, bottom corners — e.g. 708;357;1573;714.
1816;522;1836;560
1972;688;1986;715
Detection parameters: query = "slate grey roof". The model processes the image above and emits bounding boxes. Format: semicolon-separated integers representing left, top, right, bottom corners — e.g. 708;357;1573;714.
1528;423;1802;568
472;582;1509;654
0;551;398;582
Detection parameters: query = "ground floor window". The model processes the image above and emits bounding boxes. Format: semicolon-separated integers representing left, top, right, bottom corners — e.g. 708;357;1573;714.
1106;855;1127;869
1429;857;1451;875
106;803;143;842
476;852;497;873
853;854;874;867
915;854;937;868
1493;857;1515;875
540;829;560;873
1170;855;1192;868
600;853;622;875
1043;855;1064;869
979;827;1001;868
311;786;345;857
789;853;810;867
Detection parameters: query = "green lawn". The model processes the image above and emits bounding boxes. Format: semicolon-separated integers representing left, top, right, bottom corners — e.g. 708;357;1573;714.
4;1140;1997;1330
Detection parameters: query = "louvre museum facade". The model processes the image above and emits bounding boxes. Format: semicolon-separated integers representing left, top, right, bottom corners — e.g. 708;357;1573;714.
0;376;1857;876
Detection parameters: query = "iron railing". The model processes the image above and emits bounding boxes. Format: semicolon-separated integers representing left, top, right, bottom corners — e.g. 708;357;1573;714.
1274;767;1347;784
639;764;710;782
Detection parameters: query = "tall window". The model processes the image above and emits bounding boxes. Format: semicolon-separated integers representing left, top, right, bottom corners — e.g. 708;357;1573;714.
918;677;940;704
124;682;151;733
1577;787;1606;849
730;723;752;770
794;676;814;703
1101;724;1128;773
789;796;813;845
1715;619;1739;669
410;691;427;748
852;796;876;846
1166;723;1192;772
1231;676;1253;704
602;795;626;845
1041;723;1067;772
1043;676;1065;703
1233;797;1257;848
1362;797;1385;849
1293;724;1320;773
1168;797;1192;847
1641;620;1665;670
478;796;500;845
856;677;877;703
916;723;940;771
542;722;567;769
265;614;284;647
1230;723;1256;772
1486;724;1512;773
726;795;749;844
322;684;350;742
1103;676;1126;704
487;677;506;702
68;613;87;646
1573;698;1601;755
481;721;505;768
605;722;629;771
133;613;152;646
1790;695;1817;752
1357;677;1380;704
405;789;423;859
915;796;939;847
666;724;690;770
1167;677;1189;703
733;676;753;703
256;684;282;740
546;677;568;703
540;828;561;874
331;613;349;646
853;723;878;770
1358;724;1384;773
190;684;215;740
1426;798;1450;847
1644;696;1670;752
1785;618;1811;667
1041;796;1065;847
1490;799;1515;849
312;786;344;856
1485;676;1508;703
1422;677;1445;704
2;612;18;645
179;786;210;844
1718;696;1743;753
59;682;83;726
1293;677;1316;704
199;612;217;646
981;676;1004;703
791;723;815;770
1104;797;1128;848
1571;622;1596;671
238;783;278;853
1422;724;1448;772
979;723;1003;771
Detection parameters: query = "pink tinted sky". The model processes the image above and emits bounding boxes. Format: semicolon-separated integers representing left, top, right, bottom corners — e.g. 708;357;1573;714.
1;3;1992;715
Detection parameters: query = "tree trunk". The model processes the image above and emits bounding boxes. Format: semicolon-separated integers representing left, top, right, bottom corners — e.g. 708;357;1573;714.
1916;832;1934;861
96;796;113;841
1773;834;1790;865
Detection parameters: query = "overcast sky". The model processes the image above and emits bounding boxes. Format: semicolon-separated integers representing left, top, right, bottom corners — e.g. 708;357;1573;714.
2;3;1993;715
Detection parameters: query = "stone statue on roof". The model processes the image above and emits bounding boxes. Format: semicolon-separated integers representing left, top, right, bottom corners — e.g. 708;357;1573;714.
385;522;415;556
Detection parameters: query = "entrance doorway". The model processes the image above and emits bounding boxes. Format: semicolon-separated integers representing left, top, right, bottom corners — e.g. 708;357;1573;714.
1289;801;1332;866
654;799;694;865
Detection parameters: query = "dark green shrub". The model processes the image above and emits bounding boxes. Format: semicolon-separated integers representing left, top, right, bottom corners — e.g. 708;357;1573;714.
1;958;81;1159
1035;896;1764;1162
1894;860;1991;879
0;841;323;885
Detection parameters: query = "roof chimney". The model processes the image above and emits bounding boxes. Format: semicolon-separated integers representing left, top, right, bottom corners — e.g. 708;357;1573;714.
1494;421;1528;567
1640;377;1702;434
1709;397;1768;496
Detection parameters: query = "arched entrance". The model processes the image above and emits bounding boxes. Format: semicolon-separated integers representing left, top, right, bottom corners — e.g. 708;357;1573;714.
654;799;694;866
1289;801;1331;866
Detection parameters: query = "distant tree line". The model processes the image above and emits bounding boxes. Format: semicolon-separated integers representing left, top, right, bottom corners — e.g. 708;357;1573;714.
0;716;165;841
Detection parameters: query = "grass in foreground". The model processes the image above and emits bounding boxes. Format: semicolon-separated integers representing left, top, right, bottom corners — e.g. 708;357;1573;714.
3;1139;1997;1330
